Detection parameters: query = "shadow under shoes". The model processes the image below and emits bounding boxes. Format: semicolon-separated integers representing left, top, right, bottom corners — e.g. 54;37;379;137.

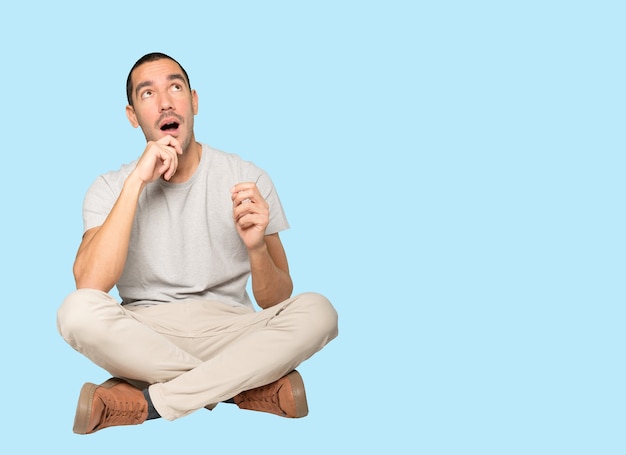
73;378;148;434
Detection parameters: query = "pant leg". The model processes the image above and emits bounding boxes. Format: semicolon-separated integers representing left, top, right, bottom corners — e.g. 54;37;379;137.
58;289;339;421
57;289;203;383
149;292;338;421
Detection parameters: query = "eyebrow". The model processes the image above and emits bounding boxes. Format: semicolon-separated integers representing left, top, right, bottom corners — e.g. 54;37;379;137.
134;73;187;99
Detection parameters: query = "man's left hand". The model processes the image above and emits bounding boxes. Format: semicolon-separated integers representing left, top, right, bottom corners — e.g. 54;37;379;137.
231;182;270;250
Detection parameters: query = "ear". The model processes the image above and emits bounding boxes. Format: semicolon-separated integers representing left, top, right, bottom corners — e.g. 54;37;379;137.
126;105;139;128
192;90;199;115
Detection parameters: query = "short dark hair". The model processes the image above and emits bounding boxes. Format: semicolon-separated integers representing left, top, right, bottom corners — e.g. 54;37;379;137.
126;52;191;106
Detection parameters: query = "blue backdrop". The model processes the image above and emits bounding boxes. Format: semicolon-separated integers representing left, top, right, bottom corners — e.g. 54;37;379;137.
1;1;624;453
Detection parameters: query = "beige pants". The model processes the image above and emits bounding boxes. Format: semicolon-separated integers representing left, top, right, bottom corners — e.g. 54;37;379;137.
57;289;338;421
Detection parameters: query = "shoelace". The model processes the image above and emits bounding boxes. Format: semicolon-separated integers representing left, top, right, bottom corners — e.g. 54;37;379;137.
238;383;285;414
102;397;145;423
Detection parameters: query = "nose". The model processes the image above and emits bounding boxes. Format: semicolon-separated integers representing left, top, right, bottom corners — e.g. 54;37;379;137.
159;92;174;112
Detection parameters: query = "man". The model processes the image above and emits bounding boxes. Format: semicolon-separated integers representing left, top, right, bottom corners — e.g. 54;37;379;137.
57;52;338;435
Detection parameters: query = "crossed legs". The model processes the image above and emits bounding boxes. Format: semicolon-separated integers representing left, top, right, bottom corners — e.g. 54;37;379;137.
57;289;338;421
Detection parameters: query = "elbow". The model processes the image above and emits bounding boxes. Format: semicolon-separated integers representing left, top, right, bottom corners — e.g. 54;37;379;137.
72;262;84;288
73;263;114;293
256;280;293;309
75;278;114;293
275;277;294;305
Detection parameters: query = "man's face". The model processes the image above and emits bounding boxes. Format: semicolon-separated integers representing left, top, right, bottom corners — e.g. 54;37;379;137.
126;58;198;152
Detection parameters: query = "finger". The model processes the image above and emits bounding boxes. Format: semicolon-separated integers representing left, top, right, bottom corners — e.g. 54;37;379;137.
231;190;250;206
233;204;269;227
235;212;267;230
158;135;184;155
159;157;173;180
233;202;253;221
235;194;254;206
231;187;264;207
163;164;176;180
158;147;178;180
231;181;256;190
167;146;179;173
230;182;259;195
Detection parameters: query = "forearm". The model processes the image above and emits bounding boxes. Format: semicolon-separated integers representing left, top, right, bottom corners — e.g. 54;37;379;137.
249;242;293;308
73;177;145;291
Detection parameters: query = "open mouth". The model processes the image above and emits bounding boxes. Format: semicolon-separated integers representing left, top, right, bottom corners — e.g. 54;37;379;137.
160;121;180;132
157;113;183;134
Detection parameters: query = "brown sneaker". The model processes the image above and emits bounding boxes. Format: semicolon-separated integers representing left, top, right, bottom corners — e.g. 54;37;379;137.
233;370;309;418
73;378;148;434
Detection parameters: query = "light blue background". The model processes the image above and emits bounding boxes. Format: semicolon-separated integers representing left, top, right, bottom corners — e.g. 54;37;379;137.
1;1;623;454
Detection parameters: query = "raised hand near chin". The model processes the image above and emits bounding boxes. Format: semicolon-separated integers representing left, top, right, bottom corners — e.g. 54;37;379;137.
131;135;183;184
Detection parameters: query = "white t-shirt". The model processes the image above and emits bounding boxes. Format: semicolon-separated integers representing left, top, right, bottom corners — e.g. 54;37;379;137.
82;143;289;309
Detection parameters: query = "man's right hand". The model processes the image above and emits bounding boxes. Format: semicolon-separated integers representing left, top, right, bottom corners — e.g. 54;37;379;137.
131;135;183;184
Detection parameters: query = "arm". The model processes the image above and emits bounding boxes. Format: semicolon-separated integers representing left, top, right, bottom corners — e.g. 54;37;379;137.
231;182;293;308
73;136;182;291
73;177;144;291
248;233;293;308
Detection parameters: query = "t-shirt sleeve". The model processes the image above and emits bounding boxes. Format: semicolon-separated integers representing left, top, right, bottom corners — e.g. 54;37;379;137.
82;175;118;234
253;170;290;235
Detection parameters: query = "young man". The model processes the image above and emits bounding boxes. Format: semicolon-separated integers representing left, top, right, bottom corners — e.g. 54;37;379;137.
57;52;338;434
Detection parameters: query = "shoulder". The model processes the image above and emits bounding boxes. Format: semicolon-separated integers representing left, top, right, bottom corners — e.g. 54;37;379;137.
202;143;256;166
201;143;265;179
87;159;138;196
95;159;138;183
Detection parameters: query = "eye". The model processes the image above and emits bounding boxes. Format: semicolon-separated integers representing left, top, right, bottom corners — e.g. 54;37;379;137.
140;90;153;99
171;83;182;92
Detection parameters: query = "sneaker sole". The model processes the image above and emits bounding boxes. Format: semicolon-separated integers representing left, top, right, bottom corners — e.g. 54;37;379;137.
73;378;125;434
73;382;99;434
287;371;309;418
